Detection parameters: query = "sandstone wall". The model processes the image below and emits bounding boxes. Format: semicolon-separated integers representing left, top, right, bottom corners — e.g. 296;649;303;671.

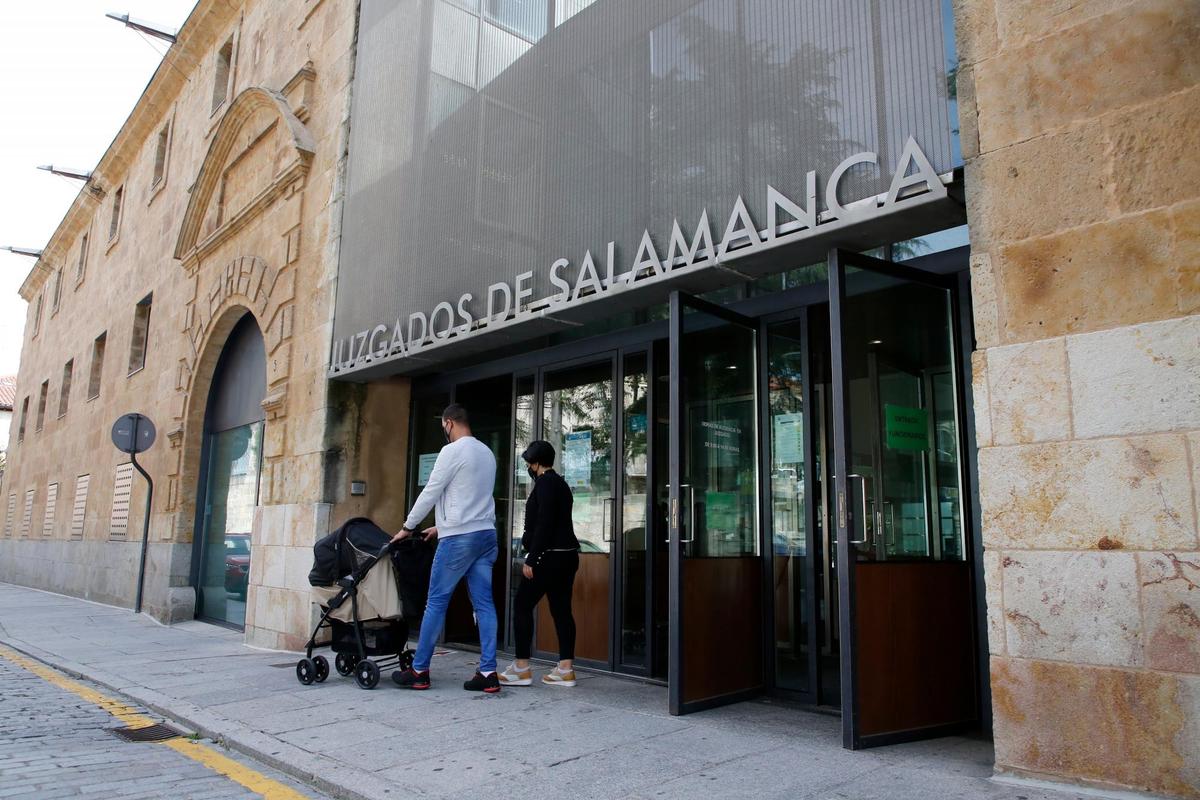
0;0;361;651
956;0;1200;795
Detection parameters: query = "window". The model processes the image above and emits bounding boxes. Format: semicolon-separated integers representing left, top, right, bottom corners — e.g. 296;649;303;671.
51;268;63;313
43;482;58;537
88;333;106;400
70;475;90;540
109;463;134;539
212;35;234;112
152;123;170;187
3;494;14;538
108;186;123;241
17;397;28;442
35;380;47;432
32;293;43;337
76;233;89;284
59;360;73;418
128;294;152;374
20;488;34;537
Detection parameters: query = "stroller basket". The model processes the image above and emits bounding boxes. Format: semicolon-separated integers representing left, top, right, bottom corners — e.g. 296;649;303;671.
294;518;432;689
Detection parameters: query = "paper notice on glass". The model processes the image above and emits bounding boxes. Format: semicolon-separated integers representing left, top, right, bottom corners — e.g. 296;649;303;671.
773;412;804;464
417;453;439;486
563;430;593;490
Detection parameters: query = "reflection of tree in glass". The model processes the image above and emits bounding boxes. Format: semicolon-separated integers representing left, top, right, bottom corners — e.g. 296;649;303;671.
544;381;613;479
648;7;850;224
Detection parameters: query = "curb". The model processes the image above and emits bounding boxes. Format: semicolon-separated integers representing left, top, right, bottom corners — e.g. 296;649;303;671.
0;635;401;800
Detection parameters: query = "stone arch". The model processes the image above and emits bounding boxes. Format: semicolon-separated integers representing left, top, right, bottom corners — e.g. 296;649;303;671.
167;253;295;532
171;302;266;541
173;86;315;269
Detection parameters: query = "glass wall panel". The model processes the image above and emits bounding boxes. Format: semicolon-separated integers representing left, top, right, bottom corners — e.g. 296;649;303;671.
542;362;614;553
767;321;808;691
484;0;547;42
197;423;263;627
621;353;649;667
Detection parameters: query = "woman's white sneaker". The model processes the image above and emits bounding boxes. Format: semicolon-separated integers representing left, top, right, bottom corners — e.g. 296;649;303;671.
498;663;533;686
542;668;576;687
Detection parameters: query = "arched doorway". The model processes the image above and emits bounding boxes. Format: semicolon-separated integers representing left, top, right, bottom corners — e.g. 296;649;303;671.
192;313;266;629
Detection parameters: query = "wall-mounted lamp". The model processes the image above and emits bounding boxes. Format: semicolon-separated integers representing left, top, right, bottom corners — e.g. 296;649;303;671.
1;246;43;258
105;12;177;43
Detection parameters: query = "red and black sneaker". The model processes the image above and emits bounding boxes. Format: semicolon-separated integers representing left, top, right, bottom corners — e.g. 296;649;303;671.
463;671;501;693
392;668;430;690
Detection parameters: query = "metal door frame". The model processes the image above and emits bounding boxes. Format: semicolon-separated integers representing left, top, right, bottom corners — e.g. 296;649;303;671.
668;289;763;715
828;247;977;749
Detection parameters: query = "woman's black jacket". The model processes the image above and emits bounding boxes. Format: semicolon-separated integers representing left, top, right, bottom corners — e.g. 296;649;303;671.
521;469;579;567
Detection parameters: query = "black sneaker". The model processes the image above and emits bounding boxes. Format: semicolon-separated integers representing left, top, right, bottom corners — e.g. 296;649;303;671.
392;668;430;689
463;671;501;693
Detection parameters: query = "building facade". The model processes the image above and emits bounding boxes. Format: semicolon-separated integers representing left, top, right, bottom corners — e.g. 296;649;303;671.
0;0;363;650
0;0;1196;797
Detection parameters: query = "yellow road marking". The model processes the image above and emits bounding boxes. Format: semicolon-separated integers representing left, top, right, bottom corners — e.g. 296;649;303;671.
0;644;312;800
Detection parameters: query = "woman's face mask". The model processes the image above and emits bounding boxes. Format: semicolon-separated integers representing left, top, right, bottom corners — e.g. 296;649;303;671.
527;464;538;481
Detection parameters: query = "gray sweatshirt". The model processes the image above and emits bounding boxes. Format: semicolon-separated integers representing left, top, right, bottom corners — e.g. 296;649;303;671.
403;436;497;537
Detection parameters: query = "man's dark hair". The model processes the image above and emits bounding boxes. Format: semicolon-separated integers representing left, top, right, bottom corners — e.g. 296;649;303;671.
442;403;469;426
521;440;555;468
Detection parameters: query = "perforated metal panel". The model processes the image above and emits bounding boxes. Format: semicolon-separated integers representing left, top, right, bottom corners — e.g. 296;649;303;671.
71;475;89;540
42;482;58;538
110;463;133;540
3;494;14;538
20;489;34;538
333;0;960;377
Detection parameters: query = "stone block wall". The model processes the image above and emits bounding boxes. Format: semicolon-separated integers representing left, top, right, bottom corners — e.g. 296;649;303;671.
956;0;1200;795
0;0;360;649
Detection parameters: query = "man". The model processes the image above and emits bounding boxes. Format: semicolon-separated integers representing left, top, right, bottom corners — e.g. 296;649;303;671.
391;404;501;693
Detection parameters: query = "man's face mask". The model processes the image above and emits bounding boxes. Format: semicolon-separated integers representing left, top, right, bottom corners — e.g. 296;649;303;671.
442;422;453;444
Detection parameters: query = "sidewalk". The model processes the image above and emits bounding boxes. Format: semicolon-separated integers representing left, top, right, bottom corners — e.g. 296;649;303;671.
0;583;1092;800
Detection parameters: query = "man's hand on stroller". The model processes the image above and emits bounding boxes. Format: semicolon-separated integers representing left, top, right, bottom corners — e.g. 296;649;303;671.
392;526;438;544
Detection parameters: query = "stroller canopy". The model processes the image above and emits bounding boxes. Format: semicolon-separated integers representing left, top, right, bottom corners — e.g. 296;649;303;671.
308;517;433;621
308;517;391;586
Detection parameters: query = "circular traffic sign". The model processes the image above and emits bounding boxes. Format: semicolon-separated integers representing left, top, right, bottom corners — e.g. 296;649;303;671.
111;413;156;455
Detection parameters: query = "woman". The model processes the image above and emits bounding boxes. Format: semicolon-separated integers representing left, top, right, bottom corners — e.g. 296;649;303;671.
498;440;580;687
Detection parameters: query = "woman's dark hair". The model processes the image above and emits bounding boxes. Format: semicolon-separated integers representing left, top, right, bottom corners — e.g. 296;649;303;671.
521;440;555;468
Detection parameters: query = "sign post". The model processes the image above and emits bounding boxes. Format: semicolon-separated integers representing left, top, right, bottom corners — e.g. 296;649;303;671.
111;413;157;614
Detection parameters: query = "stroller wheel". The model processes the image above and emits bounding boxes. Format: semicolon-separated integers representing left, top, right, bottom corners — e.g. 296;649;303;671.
313;655;330;683
334;652;357;676
295;658;317;686
354;659;381;690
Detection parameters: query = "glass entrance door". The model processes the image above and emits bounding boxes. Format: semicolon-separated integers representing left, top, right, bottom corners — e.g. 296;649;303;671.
538;359;617;665
196;422;264;628
668;291;762;714
828;250;977;748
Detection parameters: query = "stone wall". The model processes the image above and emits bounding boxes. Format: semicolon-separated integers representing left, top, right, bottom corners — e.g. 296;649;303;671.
956;0;1200;796
0;0;360;652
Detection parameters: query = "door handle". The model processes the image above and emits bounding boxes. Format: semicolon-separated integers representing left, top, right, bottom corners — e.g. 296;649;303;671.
602;497;615;542
847;474;869;546
682;484;696;544
666;484;695;543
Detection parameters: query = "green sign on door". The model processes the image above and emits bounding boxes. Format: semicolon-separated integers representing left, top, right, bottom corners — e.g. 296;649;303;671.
885;404;929;451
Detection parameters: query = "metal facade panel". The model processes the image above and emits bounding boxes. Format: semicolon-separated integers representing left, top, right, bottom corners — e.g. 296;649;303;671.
334;0;959;377
110;463;133;540
42;482;57;537
71;475;89;540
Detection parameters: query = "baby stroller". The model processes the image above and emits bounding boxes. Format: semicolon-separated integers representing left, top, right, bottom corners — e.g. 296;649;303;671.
297;517;432;689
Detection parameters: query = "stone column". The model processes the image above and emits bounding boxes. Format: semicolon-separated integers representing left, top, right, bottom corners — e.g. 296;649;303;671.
956;0;1200;796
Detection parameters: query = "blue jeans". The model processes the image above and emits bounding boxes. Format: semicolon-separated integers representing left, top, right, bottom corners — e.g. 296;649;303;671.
413;529;498;674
